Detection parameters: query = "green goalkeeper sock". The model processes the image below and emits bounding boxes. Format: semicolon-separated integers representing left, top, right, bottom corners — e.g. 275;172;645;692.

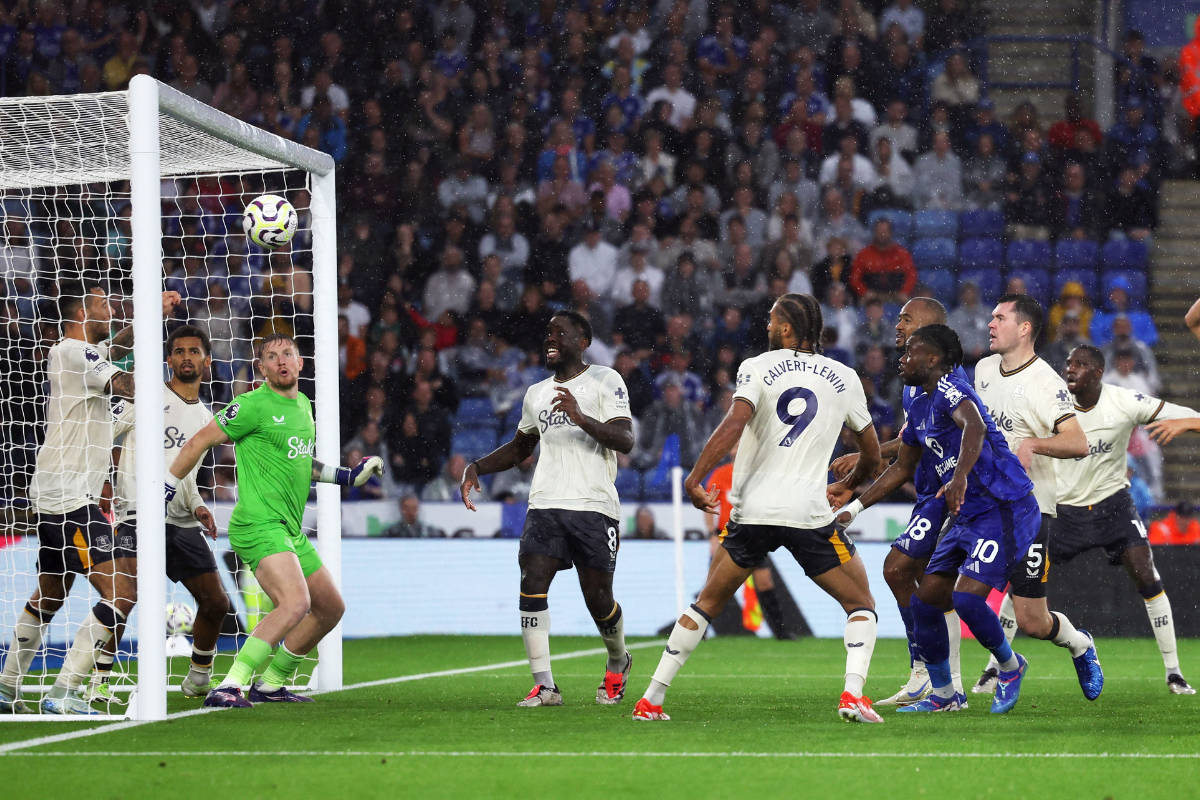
258;645;307;691
219;636;273;689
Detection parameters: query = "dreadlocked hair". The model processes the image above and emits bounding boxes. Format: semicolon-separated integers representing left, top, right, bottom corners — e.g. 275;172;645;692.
909;323;964;370
776;293;816;355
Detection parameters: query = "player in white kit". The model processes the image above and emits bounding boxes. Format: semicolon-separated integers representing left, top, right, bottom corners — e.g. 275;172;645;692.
970;295;1103;701
632;294;885;723
1058;344;1196;694
80;325;231;705
461;311;635;707
0;283;179;715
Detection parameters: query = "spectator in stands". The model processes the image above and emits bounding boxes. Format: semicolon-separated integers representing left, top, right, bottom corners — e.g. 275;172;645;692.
789;0;836;53
478;212;529;273
1004;152;1054;241
630;506;669;539
1102;315;1161;392
645;63;697;129
438;158;489;224
914;131;964;210
1106;99;1163;181
569;219;619;300
858;299;895;355
1104;345;1153;399
168;53;210;104
871;99;918;162
423;454;486;502
295;95;347;163
613;350;655;419
944;282;989;366
612;243;665;308
964;133;1006;210
868;136;915;209
1094;277;1157;346
388;381;451;489
815;188;869;255
848;217;916;301
1180;17;1200;176
423;246;476;321
212;62;257;120
963;99;1009;155
613;279;667;357
1041;309;1089;374
1047;93;1103;152
819;131;877;188
635;377;706;469
338;315;367;382
1052;163;1106;241
872;41;923;117
714;243;767;309
821;281;859;359
638;128;677;189
380;496;444;538
1107;166;1157;240
931;51;980;126
503;286;555;355
881;0;925;49
719;188;770;248
526;209;572;302
1149;501;1200;545
1046;281;1094;342
860;374;896;443
925;0;980;53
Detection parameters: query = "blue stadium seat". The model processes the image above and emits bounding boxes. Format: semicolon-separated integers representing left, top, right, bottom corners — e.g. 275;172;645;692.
960;209;1005;240
1092;310;1158;347
912;237;957;270
959;238;1004;271
957;269;1003;305
453;397;498;429
1006;240;1052;271
503;403;523;430
918;268;957;307
450;428;499;460
1102;271;1149;310
914;209;959;240
614;469;642;500
1102;239;1149;271
1054;239;1099;270
1006;268;1050;307
1052;268;1099;302
866;209;913;241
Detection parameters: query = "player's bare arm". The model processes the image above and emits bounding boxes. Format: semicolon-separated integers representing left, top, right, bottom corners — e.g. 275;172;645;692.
550;387;634;453
935;401;987;514
1146;417;1200;445
1186;296;1200;342
108;370;135;399
683;398;753;512
1013;415;1087;469
169;418;230;481
108;291;182;360
831;441;921;523
460;430;540;511
830;434;898;480
193;506;217;540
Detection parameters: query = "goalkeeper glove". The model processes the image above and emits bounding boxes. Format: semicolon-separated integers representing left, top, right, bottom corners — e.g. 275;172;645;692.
319;456;384;487
165;472;179;503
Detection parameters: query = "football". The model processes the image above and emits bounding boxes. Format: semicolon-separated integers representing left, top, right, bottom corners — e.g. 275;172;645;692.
242;193;298;250
166;601;196;636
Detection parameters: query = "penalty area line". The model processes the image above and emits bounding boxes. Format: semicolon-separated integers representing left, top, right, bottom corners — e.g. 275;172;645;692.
2;751;1199;759
0;639;666;755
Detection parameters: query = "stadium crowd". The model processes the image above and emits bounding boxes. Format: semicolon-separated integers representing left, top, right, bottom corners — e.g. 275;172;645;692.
0;0;1189;514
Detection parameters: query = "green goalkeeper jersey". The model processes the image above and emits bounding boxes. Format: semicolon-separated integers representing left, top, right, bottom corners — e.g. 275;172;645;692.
214;384;316;536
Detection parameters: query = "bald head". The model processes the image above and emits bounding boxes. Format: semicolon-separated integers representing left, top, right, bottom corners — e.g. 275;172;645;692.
894;297;948;352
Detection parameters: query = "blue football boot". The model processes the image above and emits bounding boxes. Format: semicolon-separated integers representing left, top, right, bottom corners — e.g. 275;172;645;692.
1072;630;1104;701
896;691;968;712
990;653;1028;714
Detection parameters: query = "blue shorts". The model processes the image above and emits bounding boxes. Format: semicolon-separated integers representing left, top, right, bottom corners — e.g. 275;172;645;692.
891;495;948;561
925;493;1041;591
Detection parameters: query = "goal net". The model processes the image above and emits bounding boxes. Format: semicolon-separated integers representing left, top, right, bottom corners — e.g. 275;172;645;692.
0;77;341;720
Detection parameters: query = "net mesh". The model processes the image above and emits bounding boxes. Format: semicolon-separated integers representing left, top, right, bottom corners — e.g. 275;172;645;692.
0;90;320;715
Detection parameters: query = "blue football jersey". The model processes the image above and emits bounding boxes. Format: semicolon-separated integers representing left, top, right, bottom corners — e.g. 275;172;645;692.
902;365;971;501
902;370;1033;520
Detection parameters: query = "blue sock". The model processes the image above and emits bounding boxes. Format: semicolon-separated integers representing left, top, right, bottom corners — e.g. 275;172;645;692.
897;604;919;667
953;591;1016;670
910;596;952;685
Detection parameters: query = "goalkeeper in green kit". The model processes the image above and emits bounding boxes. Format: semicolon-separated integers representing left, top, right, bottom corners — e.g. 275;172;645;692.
167;334;382;707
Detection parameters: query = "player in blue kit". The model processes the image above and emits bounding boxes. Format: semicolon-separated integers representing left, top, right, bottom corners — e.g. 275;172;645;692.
834;325;1098;712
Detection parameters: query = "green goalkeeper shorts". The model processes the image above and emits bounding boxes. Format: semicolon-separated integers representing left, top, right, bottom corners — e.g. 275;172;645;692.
229;523;323;578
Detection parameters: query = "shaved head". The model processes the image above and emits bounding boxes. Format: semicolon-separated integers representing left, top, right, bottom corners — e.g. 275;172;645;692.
906;296;947;325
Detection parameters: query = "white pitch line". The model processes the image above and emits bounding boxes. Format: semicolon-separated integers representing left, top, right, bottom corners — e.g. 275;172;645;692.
0;640;666;755
2;750;1198;759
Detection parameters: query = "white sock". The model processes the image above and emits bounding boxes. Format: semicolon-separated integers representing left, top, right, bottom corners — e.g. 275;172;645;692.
1144;592;1180;674
521;608;553;688
0;609;45;692
844;609;877;698
984;593;1017;671
55;608;116;692
945;610;963;695
645;606;710;705
594;603;628;673
1050;611;1092;658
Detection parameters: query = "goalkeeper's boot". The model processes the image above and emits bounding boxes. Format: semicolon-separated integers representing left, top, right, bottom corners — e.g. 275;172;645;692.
1168;674;1197;695
203;685;253;708
517;685;563;707
1071;630;1104;701
79;676;124;707
0;685;35;715
597;653;632;706
875;665;932;707
837;691;884;723
896;692;968;713
990;653;1028;714
41;689;103;716
249;684;314;703
180;672;211;698
632;697;670;721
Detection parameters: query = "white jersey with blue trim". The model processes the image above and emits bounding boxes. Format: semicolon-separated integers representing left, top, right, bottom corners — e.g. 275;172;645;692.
730;348;873;529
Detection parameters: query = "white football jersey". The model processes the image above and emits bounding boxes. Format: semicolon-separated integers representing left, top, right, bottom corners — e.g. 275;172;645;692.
974;354;1075;516
518;364;631;519
112;385;214;526
30;338;122;515
730;348;872;528
1059;384;1196;507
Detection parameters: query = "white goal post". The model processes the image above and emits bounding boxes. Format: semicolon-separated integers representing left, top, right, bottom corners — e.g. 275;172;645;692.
0;75;341;721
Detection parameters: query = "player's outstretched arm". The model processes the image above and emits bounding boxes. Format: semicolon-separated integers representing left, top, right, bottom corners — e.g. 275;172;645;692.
830;434;899;480
831;441;920;524
1146;417;1200;445
550;387;634;453
313;456;384;487
109;291;183;360
935;400;986;514
460;430;540;511
683;399;753;512
1186;297;1200;342
1013;414;1088;468
166;419;230;502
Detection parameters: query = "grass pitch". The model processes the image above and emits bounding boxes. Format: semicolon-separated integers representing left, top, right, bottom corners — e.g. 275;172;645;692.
1;635;1198;799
